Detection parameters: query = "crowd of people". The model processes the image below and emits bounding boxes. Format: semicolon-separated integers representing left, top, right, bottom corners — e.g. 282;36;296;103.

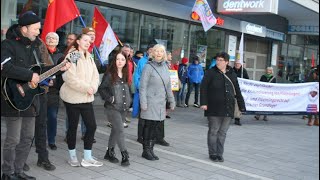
1;11;319;180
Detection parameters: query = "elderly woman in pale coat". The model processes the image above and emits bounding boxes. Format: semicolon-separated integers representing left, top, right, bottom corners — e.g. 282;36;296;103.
139;44;175;161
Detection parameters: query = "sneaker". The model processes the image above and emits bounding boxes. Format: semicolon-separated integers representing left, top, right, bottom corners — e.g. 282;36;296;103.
125;117;131;123
184;104;189;108
217;156;224;162
81;159;103;167
15;172;36;180
37;159;56;171
68;156;80;167
193;103;200;108
106;121;112;128
123;122;129;128
49;144;57;150
166;115;171;119
209;155;218;162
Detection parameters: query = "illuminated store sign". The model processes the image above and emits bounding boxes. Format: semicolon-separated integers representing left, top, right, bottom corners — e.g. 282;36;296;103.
217;0;278;14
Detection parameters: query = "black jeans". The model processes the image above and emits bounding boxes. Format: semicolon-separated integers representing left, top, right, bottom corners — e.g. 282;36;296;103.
64;102;97;150
35;93;49;161
185;82;200;105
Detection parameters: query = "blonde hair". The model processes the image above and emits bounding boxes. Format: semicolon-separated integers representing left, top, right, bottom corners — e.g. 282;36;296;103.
266;67;273;73
151;44;167;61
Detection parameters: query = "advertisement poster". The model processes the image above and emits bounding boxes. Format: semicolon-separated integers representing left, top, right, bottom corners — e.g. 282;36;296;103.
169;70;179;91
197;45;207;67
238;78;319;113
228;35;237;61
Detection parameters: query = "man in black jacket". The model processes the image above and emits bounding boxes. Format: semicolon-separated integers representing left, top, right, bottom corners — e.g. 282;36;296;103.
1;11;70;179
200;52;246;163
232;59;249;126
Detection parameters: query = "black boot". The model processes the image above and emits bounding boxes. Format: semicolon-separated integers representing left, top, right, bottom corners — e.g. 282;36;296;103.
142;141;155;161
15;172;36;180
150;140;159;160
121;150;130;166
234;118;242;126
104;147;119;163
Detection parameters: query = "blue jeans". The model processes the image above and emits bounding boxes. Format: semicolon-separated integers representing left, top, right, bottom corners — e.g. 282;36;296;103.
65;109;86;136
178;83;187;105
47;106;59;144
185;82;200;105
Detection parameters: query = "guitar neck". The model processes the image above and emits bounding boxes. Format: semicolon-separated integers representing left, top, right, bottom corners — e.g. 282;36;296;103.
39;61;67;82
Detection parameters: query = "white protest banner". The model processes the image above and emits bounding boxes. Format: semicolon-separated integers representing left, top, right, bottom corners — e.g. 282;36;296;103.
238;78;319;113
169;70;179;91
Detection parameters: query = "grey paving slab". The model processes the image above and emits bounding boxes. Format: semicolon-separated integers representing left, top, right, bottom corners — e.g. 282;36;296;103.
1;104;319;180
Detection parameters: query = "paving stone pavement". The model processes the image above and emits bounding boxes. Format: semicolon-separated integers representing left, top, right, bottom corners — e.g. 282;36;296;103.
1;105;319;180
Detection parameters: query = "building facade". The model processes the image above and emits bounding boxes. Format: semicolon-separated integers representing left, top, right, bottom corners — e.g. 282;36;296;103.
1;0;319;81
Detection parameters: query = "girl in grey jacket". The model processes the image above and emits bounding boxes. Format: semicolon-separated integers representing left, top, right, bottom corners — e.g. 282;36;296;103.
98;52;131;166
139;44;175;160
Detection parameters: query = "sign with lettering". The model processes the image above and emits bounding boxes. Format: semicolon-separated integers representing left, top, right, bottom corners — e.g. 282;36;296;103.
288;25;319;35
266;29;285;41
241;21;266;37
217;0;278;14
238;78;319;113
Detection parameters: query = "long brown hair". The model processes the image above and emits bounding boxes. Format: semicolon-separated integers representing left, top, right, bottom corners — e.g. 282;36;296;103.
107;51;128;84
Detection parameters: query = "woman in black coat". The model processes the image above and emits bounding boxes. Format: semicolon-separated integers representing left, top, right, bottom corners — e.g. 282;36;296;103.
200;52;246;162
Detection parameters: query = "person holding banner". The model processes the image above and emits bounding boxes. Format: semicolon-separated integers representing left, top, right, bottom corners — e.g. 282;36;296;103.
200;52;246;162
305;66;319;126
233;59;249;126
139;44;175;160
254;67;276;121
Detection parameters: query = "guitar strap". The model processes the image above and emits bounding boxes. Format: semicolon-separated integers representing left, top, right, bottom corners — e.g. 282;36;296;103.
32;50;41;66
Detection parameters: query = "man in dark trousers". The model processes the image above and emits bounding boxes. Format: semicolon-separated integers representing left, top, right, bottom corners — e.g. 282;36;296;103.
232;59;249;126
1;11;70;179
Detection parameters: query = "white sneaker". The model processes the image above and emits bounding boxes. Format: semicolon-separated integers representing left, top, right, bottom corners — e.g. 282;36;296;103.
125;117;131;123
129;108;133;112
81;159;103;167
68;156;80;167
123;122;129;128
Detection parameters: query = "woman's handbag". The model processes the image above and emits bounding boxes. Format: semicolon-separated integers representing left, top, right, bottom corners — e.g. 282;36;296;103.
222;74;242;119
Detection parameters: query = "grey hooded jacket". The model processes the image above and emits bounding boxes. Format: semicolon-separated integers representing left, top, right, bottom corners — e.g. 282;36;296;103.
139;60;175;121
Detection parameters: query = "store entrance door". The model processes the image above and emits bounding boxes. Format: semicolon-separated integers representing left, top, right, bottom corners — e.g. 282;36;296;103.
244;52;268;80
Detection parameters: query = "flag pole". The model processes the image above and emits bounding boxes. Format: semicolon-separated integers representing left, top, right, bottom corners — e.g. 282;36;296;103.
78;15;104;65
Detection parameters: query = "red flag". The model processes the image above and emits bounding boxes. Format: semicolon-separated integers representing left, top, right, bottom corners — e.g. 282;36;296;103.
19;0;33;17
92;7;119;48
311;52;315;68
41;0;80;41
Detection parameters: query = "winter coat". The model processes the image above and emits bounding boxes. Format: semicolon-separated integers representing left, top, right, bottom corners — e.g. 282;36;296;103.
1;24;53;117
233;66;250;79
260;74;276;83
59;50;100;104
98;74;132;112
187;63;204;84
139;60;175;121
47;49;64;107
178;64;188;84
133;56;149;90
200;66;246;118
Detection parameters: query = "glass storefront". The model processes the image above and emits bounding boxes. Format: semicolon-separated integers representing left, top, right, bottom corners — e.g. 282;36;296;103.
1;0;318;77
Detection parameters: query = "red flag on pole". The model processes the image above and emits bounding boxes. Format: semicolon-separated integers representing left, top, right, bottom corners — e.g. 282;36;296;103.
19;0;33;17
311;52;315;68
92;7;119;63
41;0;80;41
92;7;119;48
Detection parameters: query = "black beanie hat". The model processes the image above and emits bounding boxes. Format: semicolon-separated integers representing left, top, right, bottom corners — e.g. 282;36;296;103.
18;11;41;26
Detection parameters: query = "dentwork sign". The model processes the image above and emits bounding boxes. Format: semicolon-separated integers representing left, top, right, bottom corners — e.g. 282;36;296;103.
217;0;278;14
